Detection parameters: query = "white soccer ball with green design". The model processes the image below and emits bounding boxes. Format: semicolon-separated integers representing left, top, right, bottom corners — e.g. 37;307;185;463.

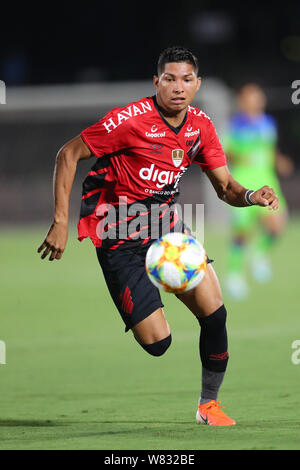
145;232;207;293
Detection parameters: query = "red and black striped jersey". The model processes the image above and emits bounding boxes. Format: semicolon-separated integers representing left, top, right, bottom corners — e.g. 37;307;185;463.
78;95;226;249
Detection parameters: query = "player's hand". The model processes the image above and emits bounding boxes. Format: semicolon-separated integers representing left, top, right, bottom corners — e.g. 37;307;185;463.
251;186;279;211
37;221;68;261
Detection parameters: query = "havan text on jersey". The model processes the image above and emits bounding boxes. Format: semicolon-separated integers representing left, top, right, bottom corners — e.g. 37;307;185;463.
103;101;153;133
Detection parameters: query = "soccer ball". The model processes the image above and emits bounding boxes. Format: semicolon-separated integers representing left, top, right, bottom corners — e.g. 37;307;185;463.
145;232;207;293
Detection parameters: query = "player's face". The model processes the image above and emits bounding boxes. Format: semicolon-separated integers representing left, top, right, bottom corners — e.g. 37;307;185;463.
238;86;267;115
153;62;201;115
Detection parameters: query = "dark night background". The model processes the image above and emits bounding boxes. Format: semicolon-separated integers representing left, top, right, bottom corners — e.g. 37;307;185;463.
1;2;299;87
0;1;299;222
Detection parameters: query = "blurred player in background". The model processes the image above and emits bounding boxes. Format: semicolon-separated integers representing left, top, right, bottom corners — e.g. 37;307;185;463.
223;84;294;300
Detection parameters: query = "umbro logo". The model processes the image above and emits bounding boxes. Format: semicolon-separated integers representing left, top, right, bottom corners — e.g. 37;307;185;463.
209;352;229;361
148;143;164;154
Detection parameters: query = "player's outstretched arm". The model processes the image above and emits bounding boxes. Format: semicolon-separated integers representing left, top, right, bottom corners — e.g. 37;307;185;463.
37;136;92;261
205;165;279;210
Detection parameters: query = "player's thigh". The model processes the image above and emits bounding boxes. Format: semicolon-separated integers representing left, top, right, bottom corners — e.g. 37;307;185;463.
132;307;170;345
96;247;165;333
176;263;223;318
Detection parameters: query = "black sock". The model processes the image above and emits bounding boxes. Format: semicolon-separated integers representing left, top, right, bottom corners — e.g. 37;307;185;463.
197;304;229;403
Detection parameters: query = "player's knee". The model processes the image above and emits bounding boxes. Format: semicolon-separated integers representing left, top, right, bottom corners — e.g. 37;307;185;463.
198;304;227;333
140;334;172;357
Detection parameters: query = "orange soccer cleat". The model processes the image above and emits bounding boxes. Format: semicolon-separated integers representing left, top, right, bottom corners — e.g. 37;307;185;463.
196;400;236;426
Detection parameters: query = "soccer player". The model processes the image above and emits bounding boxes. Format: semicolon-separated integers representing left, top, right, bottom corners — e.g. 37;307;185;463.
223;84;293;300
38;47;279;426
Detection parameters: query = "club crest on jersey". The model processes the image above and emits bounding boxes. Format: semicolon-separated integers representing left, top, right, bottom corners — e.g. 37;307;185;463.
172;149;184;168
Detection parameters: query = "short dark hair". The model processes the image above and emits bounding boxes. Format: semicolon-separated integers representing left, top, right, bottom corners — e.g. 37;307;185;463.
157;46;199;76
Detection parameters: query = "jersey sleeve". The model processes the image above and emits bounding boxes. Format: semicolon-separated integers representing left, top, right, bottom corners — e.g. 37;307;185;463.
80;109;129;158
194;118;227;170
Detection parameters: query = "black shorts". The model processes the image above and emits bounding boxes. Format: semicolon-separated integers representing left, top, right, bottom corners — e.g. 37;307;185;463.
96;240;213;333
96;242;164;332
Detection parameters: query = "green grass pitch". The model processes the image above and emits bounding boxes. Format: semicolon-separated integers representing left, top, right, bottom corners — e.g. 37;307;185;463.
0;218;299;450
